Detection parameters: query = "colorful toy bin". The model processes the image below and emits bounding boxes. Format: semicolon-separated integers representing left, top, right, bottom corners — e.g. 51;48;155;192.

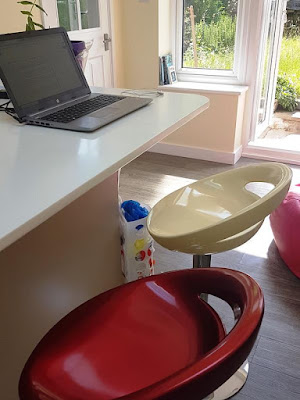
120;201;155;282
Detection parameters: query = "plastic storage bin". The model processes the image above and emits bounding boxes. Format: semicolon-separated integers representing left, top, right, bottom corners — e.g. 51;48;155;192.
120;201;155;282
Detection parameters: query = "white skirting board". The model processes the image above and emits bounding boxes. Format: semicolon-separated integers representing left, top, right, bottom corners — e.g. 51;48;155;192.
242;143;300;166
149;142;243;165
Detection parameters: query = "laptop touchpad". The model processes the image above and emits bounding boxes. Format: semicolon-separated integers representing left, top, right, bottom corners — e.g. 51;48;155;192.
90;107;119;119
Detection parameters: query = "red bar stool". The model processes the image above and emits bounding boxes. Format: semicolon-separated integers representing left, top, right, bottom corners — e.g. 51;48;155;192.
19;268;263;400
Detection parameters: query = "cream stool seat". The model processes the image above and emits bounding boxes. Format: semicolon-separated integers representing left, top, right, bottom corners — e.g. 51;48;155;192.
147;163;292;256
192;220;264;255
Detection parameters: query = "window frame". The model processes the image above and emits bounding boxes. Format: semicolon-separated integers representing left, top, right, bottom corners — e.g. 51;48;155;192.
173;0;253;85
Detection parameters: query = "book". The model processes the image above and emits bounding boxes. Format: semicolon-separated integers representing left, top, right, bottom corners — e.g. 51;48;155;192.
162;56;169;85
165;54;173;68
159;57;164;85
160;54;173;85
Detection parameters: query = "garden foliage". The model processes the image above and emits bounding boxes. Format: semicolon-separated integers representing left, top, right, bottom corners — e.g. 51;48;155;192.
183;0;237;69
183;0;300;109
275;75;298;112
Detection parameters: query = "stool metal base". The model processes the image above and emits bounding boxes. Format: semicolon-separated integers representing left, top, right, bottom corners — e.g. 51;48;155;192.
193;255;211;302
203;360;249;400
193;254;212;268
193;256;249;399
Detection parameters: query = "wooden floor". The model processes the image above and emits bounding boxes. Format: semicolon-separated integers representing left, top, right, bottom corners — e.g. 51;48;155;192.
120;152;300;400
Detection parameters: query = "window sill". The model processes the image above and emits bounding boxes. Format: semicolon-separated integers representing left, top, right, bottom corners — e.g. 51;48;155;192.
158;81;249;96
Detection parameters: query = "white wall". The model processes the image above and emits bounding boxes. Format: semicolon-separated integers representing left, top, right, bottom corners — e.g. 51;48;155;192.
159;87;246;155
159;0;171;56
0;0;42;34
112;0;159;89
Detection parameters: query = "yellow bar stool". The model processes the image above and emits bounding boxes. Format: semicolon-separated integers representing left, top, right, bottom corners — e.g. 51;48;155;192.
147;162;291;399
147;163;292;270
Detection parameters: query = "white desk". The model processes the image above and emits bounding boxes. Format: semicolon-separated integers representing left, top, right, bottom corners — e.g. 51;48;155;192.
0;89;208;399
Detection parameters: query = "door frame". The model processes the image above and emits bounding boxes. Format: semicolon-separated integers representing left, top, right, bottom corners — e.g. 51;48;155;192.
249;0;287;141
40;0;115;87
240;0;300;165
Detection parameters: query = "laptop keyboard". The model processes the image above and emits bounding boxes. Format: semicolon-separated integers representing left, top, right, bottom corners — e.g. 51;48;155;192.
41;94;125;124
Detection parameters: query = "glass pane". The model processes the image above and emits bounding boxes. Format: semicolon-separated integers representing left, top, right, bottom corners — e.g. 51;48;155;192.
57;0;79;32
80;0;100;29
258;0;279;125
182;0;239;70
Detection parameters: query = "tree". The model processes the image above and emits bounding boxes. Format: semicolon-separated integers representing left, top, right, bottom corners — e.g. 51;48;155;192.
184;0;224;24
222;0;238;16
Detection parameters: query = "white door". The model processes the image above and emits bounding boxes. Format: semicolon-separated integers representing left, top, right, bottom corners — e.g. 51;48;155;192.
42;0;114;88
251;0;287;139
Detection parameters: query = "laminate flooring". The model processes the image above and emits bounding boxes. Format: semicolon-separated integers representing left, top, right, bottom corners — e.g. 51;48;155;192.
119;152;300;400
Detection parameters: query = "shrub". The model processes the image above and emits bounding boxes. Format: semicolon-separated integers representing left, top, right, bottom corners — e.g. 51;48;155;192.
278;37;300;96
284;12;300;38
195;14;236;54
275;75;298;112
184;0;224;25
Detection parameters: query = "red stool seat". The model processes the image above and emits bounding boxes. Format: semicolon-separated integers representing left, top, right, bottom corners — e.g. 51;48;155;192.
19;269;264;400
270;184;300;278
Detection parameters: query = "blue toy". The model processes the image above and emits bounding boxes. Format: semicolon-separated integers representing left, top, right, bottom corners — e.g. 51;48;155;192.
121;200;149;222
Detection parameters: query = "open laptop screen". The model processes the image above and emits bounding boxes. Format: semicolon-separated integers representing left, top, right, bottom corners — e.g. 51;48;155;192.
0;28;90;118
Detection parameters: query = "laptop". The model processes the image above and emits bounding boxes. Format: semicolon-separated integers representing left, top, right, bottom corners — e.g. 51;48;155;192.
0;28;152;133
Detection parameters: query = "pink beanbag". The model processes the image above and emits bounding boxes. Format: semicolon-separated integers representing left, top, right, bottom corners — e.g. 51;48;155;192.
270;184;300;278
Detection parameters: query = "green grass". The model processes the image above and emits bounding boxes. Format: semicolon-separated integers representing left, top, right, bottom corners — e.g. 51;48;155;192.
183;47;234;69
183;36;300;97
278;37;300;96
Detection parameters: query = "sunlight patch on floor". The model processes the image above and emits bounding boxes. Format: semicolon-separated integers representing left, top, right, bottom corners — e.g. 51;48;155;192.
254;133;300;152
119;172;196;208
153;174;196;198
234;219;273;259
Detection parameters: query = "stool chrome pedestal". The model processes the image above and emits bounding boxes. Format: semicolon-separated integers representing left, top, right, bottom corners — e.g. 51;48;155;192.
193;254;212;268
204;361;249;400
193;254;249;400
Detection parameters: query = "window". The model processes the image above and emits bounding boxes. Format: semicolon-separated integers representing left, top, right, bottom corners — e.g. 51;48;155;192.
56;0;100;31
175;0;251;83
182;0;238;70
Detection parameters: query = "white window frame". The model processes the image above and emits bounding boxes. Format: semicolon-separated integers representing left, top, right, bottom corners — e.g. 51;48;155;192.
173;0;254;85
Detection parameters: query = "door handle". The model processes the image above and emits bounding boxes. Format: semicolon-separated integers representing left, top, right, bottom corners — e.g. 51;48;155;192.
103;33;111;51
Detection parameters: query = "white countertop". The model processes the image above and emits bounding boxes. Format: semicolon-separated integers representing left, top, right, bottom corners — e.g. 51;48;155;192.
0;88;208;251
